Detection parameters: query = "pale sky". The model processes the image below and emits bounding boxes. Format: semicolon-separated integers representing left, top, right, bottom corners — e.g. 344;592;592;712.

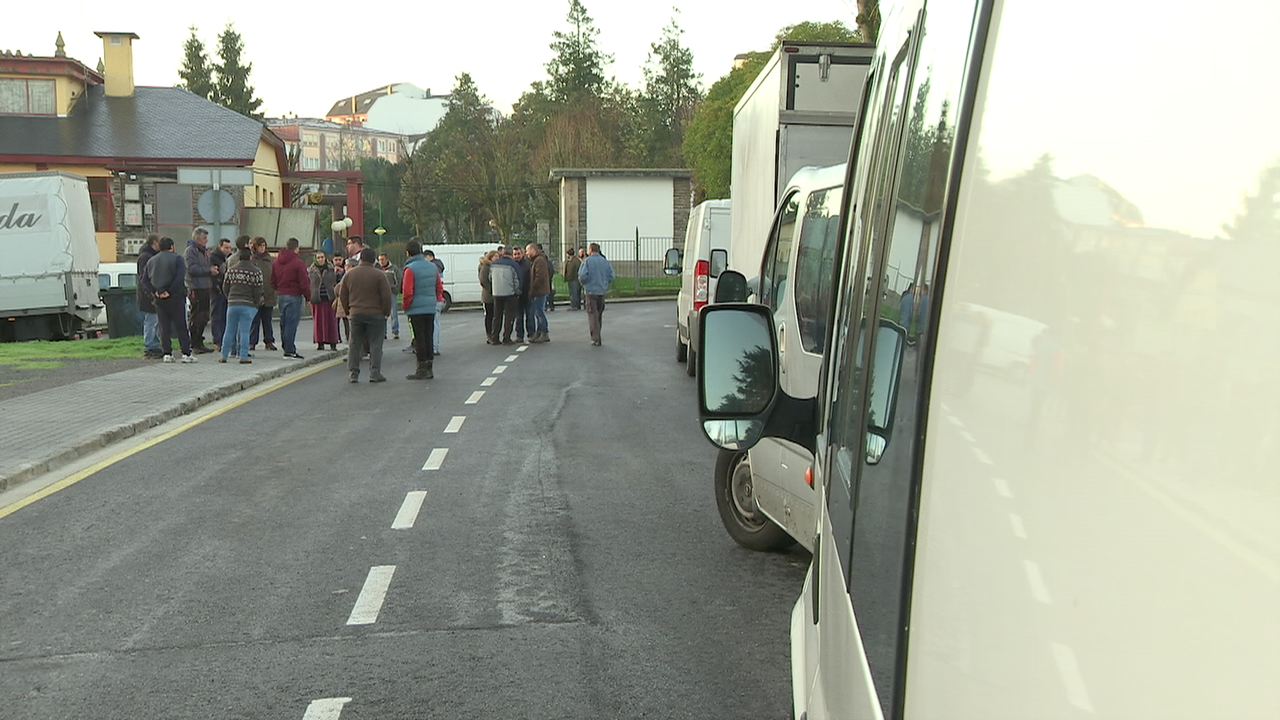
1;0;861;117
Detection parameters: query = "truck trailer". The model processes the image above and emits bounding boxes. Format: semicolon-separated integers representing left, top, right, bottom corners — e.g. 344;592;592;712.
0;171;102;341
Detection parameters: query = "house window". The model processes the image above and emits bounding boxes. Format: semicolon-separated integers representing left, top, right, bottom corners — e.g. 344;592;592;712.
0;78;56;115
87;177;115;232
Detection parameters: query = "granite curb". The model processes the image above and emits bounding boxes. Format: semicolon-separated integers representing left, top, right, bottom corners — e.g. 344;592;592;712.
0;351;341;494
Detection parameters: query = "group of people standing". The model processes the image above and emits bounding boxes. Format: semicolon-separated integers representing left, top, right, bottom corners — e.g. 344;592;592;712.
479;242;614;347
136;229;311;363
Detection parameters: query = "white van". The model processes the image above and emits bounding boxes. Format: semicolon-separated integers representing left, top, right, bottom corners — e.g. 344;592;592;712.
696;0;1280;717
421;242;494;310
665;199;731;376
98;262;138;289
713;165;846;554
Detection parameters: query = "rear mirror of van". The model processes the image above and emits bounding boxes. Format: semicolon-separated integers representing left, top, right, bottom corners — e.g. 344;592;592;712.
663;247;682;275
714;270;750;303
709;249;727;278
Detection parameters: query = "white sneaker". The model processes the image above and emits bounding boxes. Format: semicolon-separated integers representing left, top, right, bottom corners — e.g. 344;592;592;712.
162;354;174;363
180;354;197;363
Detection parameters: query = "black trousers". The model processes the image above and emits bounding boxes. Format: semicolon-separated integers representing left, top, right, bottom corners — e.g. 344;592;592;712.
156;294;192;356
409;313;435;362
491;297;518;342
188;288;210;345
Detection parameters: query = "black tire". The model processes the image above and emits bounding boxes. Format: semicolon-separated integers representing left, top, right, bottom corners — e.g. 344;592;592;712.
440;291;452;313
676;333;688;363
714;450;794;551
686;345;697;377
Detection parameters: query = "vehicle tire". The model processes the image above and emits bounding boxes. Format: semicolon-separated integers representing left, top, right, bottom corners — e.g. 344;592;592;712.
714;449;794;551
676;333;688;363
686;345;697;377
441;291;452;313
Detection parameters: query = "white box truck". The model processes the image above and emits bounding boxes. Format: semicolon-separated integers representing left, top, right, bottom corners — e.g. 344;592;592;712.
0;171;102;341
728;42;873;278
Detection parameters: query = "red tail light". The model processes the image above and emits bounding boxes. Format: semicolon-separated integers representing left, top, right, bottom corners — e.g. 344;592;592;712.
693;260;709;311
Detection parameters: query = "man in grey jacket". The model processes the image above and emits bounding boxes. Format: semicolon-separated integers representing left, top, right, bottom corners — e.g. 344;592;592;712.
184;227;215;353
488;247;522;346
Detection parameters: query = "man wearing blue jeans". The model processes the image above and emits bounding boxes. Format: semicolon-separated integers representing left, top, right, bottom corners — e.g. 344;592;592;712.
525;243;551;342
271;237;311;359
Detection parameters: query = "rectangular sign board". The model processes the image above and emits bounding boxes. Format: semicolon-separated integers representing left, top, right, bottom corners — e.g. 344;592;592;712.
177;167;255;187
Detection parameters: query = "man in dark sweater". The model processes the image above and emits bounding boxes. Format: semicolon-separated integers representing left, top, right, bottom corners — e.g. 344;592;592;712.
142;237;196;362
338;248;392;383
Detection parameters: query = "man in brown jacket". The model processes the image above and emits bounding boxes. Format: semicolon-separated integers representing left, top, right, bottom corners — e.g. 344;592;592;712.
338;248;393;383
525;243;552;343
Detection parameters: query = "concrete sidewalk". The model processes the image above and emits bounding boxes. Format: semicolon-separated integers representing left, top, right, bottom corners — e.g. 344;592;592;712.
0;339;342;493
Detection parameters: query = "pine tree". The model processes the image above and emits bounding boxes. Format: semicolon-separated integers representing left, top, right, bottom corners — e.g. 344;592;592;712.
211;22;264;120
546;0;612;104
177;25;215;101
641;12;702;164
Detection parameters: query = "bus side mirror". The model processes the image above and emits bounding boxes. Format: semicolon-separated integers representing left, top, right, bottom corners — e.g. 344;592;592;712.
663;247;682;275
698;303;815;453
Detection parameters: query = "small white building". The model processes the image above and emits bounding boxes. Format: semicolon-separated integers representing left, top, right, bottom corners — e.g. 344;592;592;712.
549;168;693;260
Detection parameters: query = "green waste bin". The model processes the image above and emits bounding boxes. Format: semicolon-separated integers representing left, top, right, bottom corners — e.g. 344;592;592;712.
101;287;142;338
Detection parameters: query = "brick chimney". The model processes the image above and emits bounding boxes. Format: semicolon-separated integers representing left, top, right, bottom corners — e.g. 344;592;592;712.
93;31;139;97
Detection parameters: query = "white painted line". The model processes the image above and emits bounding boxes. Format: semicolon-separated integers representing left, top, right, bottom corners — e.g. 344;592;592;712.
993;478;1013;498
1051;642;1096;713
347;565;396;625
505;354;519;362
465;391;485;404
972;447;994;465
481;377;497;387
494;365;508;374
392;491;428;529
422;448;448;470
960;430;975;443
517;345;529;352
303;697;352;720
1024;560;1053;605
444;416;466;434
1009;513;1027;539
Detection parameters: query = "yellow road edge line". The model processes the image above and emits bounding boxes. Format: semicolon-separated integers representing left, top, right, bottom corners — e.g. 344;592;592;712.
0;360;341;521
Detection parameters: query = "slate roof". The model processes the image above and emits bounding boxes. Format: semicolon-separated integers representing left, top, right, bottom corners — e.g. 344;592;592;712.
0;84;267;164
326;85;398;119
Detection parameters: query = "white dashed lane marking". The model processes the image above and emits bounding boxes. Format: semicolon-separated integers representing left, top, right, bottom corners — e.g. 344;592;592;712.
346;565;396;626
494;365;508;374
392;491;428;529
517;346;528;352
444;416;465;434
1009;513;1027;539
481;377;497;387
505;355;519;362
1023;560;1053;605
1051;642;1096;713
465;391;485;404
303;697;351;720
422;448;448;470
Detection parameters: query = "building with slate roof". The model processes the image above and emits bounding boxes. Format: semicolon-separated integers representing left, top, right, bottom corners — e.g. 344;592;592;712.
0;32;288;263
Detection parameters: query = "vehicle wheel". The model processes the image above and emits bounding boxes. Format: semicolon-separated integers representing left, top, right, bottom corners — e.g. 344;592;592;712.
686;345;697;377
714;450;794;551
676;333;688;363
441;291;452;313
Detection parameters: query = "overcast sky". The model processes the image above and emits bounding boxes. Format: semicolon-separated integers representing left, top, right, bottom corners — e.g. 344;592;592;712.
2;0;860;117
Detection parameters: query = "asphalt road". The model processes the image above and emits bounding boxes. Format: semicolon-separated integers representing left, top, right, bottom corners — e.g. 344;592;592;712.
0;301;810;719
